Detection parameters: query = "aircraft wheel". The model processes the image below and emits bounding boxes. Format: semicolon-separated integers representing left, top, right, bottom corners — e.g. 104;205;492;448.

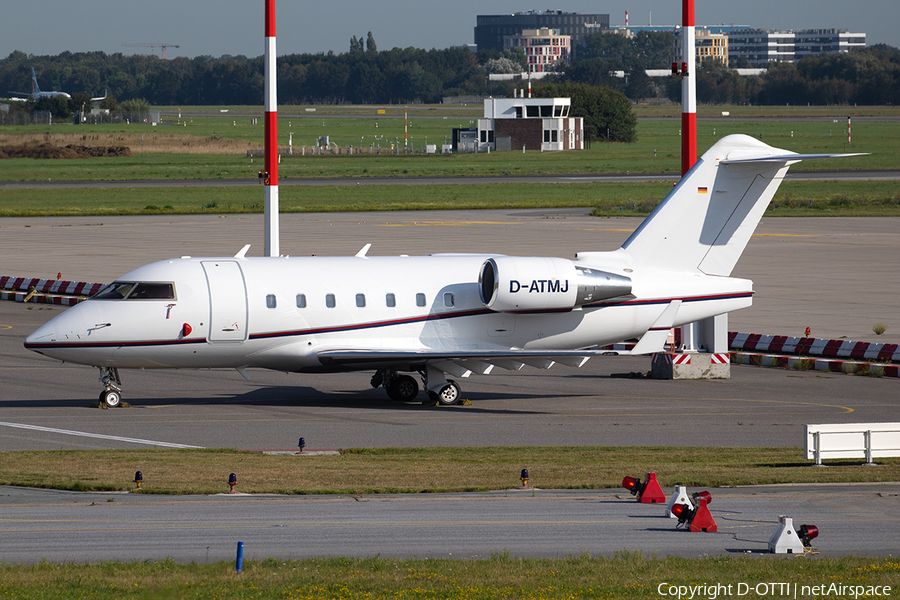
388;375;419;402
100;390;122;408
435;381;461;406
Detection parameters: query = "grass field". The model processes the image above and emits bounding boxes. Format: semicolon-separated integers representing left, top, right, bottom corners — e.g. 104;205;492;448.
1;180;897;217
1;554;897;600
1;117;895;181
2;447;897;495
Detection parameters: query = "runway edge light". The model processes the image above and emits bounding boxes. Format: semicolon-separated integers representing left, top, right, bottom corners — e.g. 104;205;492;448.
672;490;717;532
665;484;692;518
769;516;818;554
622;472;666;503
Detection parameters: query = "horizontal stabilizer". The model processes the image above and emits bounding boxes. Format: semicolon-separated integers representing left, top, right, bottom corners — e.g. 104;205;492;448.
721;152;866;164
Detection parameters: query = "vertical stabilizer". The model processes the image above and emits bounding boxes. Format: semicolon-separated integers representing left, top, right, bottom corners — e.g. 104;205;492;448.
31;67;40;96
620;134;860;276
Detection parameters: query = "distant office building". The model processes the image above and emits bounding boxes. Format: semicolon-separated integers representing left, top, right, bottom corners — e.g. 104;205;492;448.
503;28;572;73
475;11;609;53
728;28;866;67
674;28;729;67
695;29;729;67
728;29;798;66
794;29;866;60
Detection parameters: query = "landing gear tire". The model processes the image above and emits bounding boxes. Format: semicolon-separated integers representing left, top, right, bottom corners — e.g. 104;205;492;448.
387;375;419;402
435;381;461;406
99;389;122;408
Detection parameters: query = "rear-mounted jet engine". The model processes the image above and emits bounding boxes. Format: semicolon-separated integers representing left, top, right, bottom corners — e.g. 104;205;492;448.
478;256;632;312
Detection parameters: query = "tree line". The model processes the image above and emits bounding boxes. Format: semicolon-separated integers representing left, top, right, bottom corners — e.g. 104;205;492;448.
2;33;898;113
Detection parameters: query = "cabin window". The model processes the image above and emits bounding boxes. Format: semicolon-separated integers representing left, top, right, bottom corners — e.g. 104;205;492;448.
326;294;336;308
443;292;455;308
296;294;306;308
416;293;426;307
266;294;276;309
385;293;396;307
356;293;366;308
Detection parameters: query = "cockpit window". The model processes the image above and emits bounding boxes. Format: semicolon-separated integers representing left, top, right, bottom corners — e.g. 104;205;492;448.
129;283;176;300
93;282;135;300
92;282;175;300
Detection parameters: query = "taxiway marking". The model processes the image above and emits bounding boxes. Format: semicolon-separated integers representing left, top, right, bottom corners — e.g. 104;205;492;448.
0;421;203;448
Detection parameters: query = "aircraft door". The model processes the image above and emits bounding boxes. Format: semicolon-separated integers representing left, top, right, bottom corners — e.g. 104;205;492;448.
202;261;248;342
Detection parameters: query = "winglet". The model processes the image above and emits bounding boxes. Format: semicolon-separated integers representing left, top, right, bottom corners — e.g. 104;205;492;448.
355;243;372;258
234;244;251;258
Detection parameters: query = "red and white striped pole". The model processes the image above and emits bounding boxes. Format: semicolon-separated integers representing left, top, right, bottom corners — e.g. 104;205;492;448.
681;0;696;176
680;0;699;351
264;0;279;257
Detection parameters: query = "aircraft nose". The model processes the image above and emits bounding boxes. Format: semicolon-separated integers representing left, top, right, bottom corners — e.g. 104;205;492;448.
24;305;85;352
24;319;57;349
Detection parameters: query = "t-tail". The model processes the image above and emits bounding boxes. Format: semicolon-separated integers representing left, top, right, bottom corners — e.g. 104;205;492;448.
620;134;863;276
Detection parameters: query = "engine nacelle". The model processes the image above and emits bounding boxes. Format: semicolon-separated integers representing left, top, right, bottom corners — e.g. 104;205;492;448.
478;256;632;312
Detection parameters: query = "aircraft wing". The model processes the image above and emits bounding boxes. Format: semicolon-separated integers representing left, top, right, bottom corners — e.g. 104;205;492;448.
317;348;607;377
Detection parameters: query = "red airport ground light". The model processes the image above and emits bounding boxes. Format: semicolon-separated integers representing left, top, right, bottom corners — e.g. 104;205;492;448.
622;472;667;504
799;524;819;548
671;491;717;532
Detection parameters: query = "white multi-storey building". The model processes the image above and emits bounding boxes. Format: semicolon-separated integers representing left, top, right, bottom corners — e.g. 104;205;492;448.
727;28;866;67
503;28;572;73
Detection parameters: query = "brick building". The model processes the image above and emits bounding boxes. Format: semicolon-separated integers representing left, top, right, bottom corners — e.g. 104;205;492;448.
477;97;583;152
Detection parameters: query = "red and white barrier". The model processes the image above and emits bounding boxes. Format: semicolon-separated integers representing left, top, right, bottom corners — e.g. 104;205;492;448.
729;332;899;378
729;331;900;363
1;275;104;306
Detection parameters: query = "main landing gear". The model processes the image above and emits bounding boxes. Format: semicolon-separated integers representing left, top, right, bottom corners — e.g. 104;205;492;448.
98;367;123;408
371;367;464;406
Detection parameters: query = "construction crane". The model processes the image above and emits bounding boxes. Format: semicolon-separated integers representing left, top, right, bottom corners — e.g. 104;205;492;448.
122;43;180;59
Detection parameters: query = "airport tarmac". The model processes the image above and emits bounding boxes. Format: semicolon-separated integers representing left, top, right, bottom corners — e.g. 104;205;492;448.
1;484;898;563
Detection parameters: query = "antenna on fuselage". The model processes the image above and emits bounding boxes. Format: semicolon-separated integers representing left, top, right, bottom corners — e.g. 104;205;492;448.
263;0;279;257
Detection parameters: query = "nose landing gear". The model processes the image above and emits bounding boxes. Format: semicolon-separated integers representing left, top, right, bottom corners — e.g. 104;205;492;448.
98;367;123;408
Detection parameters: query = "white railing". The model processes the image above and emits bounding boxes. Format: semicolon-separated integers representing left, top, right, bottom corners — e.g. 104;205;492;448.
805;423;900;466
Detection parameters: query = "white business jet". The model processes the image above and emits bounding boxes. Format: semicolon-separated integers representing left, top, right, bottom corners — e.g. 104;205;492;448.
25;135;857;407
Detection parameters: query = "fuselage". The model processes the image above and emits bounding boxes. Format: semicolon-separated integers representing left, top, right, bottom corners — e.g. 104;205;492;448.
24;251;753;373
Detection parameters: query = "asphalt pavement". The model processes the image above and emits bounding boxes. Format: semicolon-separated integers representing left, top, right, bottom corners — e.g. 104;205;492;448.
1;484;897;563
